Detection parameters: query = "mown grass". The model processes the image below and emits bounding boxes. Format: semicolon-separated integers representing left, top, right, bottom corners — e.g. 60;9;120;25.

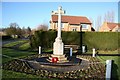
86;50;118;54
42;48;53;52
2;70;59;80
2;39;120;79
2;48;36;63
2;70;40;78
3;40;28;47
2;47;58;79
19;42;30;50
97;50;118;54
0;67;2;80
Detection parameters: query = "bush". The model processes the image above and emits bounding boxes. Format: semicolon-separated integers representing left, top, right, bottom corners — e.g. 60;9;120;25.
2;35;12;40
30;31;57;50
62;31;80;45
30;31;119;51
83;32;118;50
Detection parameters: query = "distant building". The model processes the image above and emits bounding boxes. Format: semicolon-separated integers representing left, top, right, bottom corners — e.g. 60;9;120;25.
50;15;95;32
0;31;6;36
99;22;120;32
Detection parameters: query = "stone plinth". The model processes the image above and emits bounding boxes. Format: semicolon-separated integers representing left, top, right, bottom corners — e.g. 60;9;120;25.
49;54;68;63
52;37;68;63
52;54;68;62
53;37;64;55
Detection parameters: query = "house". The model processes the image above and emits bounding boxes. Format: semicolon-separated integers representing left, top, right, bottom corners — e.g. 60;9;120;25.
99;22;120;32
49;15;95;32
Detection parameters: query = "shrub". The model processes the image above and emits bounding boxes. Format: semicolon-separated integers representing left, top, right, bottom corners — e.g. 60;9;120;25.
30;31;119;51
83;32;118;50
2;35;12;40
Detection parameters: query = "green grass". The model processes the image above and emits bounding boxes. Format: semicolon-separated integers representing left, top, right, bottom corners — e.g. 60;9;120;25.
97;56;120;80
3;40;28;47
85;50;119;54
19;42;30;50
2;48;36;63
43;48;53;52
97;50;118;54
2;70;40;78
2;70;59;80
2;48;58;79
2;40;60;79
2;70;60;80
0;69;2;80
2;40;120;79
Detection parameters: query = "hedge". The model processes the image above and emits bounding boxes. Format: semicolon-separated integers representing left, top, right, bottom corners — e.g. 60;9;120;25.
2;35;12;40
30;31;57;50
82;32;119;50
30;31;119;51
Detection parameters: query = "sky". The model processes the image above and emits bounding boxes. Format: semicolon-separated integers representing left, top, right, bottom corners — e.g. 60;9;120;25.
1;2;119;30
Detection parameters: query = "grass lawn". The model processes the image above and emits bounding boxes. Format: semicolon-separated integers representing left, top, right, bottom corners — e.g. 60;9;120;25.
2;70;40;78
86;50;119;54
2;48;59;80
0;66;1;80
3;40;28;47
42;48;53;52
2;70;59;80
2;39;120;79
97;50;118;54
19;42;30;50
2;48;36;63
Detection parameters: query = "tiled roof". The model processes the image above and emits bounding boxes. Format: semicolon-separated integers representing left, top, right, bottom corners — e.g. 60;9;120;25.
107;22;118;30
51;15;91;24
118;23;120;27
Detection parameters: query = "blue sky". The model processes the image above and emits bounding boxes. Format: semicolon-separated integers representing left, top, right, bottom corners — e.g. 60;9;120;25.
2;2;118;29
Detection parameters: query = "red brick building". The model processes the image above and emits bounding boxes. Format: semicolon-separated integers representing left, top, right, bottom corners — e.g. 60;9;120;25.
99;22;120;32
50;15;95;32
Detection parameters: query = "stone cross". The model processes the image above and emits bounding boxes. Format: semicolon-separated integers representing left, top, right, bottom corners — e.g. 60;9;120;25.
52;6;65;38
51;6;68;63
53;6;65;55
57;6;65;38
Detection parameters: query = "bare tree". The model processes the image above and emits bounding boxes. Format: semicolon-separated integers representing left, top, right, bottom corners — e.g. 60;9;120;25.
89;17;96;31
89;17;94;26
104;13;107;22
111;10;115;22
95;15;102;31
104;10;115;22
5;23;19;36
37;24;48;31
4;22;25;38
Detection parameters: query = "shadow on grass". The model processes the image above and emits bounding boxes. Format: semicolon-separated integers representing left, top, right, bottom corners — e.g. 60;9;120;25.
111;60;118;80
